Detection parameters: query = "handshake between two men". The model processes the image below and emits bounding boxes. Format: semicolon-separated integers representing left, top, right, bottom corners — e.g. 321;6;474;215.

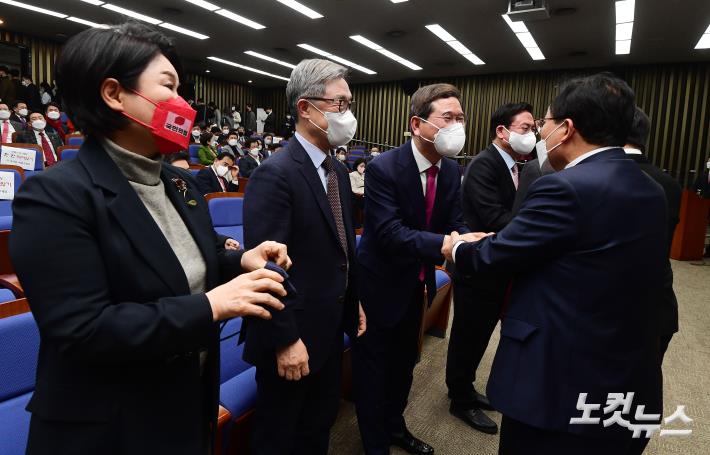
441;231;495;262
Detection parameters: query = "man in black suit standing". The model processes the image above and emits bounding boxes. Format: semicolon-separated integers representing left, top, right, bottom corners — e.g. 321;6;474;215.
624;107;682;360
195;151;239;195
445;102;536;434
242;58;365;455
263;106;276;134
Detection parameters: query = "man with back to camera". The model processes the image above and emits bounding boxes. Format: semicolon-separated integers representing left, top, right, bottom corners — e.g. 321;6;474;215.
241;58;366;455
446;102;538;435
354;83;469;455
443;73;667;455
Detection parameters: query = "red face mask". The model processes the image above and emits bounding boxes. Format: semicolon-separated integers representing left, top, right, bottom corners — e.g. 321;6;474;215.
122;89;196;155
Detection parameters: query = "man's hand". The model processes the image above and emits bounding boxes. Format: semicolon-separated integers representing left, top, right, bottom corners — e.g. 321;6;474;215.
357;303;367;337
230;166;239;179
206;268;286;321
441;232;458;262
224;238;240;250
276;339;310;381
241;240;292;272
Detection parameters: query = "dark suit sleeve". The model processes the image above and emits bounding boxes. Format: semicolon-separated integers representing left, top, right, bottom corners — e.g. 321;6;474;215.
195;169;215;195
242;163;299;349
9;175;216;365
446;171;469;234
512;160;543;215
365;159;445;261
455;175;580;274
464;156;514;231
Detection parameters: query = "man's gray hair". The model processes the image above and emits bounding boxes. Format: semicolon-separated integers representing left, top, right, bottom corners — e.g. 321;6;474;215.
286;59;349;121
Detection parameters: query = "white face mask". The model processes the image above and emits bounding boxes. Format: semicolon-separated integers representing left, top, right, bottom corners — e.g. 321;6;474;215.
370;151;380;157
47;111;60;120
249;149;259;157
535;121;566;169
192;130;200;137
417;118;466;157
504;127;536;155
215;164;230;177
337;154;346;161
31;120;46;131
227;139;239;147
306;101;358;147
706;161;710;170
265;139;272;145
222;129;229;135
18;108;28;117
0;110;10;120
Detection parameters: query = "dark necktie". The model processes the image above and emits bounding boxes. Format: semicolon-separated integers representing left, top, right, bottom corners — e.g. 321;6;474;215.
322;157;348;256
39;132;56;166
420;165;439;281
1;120;9;143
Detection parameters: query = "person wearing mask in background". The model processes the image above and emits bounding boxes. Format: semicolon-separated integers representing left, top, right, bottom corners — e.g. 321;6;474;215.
0;102;24;143
196;151;239;195
222;130;244;158
350;157;366;195
367;146;380;162
694;154;710;199
335;146;350;171
445;102;536;436
11;100;29;129
624;106;682;362
262;133;276;160
10;23;291;454
232;104;242;129
0;66;16;106
242;58;364;455
236;126;247;147
219;124;231;143
44;102;76;142
355;83;469;455
238;137;261;178
21;75;42;112
190;124;202;144
39;81;53;107
194;98;207;124
280;111;296;139
17;111;64;166
197;131;219;165
206;101;216;125
245;102;257;133
263;106;276;135
209;125;222;144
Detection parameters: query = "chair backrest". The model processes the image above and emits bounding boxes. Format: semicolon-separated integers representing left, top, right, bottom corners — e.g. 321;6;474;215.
208;197;244;227
57;146;79;161
188;144;201;164
1;144;44;171
219;317;252;383
66;134;84;146
0;230;12;275
0;289;15;304
0;310;39;402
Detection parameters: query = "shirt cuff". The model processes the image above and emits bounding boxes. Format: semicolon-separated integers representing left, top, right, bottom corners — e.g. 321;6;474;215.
452;240;466;264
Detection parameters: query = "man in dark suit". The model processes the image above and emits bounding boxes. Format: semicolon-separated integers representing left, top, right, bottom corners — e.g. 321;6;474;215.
238;137;261;178
624;106;682;361
355;83;468;455
16;111;64;166
244;103;257;133
10;100;28;130
446;103;537;434
0;66;16;106
694;154;710;199
195;151;239;195
511;157;555;215
443;74;666;454
263;106;276;134
21;75;42;112
0;102;25;143
242;58;365;455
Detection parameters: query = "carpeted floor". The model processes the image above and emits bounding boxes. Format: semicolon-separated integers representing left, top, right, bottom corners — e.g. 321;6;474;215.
329;259;709;454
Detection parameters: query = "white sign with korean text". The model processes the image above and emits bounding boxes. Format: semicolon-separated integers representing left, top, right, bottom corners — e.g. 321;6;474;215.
0;172;15;200
1;146;36;171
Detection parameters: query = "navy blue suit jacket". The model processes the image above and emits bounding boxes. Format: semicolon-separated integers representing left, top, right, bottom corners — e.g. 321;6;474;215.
241;137;359;373
455;148;667;438
357;140;467;327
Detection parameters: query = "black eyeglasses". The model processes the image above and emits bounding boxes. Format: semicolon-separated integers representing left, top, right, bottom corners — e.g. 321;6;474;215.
535;117;563;131
303;97;355;114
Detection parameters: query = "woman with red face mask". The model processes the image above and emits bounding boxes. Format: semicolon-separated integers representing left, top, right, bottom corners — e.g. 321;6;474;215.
9;22;292;455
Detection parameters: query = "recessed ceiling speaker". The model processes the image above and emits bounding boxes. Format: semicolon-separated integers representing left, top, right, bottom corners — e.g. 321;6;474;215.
507;0;550;21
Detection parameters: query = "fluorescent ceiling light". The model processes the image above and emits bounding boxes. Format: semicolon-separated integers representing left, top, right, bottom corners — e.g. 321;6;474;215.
159;22;209;39
0;0;68;18
694;33;710;49
706;24;710;34
208;56;290;81
101;3;161;24
297;43;376;75
425;24;485;65
616;39;631;54
526;47;545;60
502;14;528;33
80;0;105;5
244;50;296;69
67;16;109;28
391;0;409;3
615;0;635;24
516;32;538;48
276;0;323;19
183;0;220;11
349;35;422;70
215;9;266;29
616;22;633;41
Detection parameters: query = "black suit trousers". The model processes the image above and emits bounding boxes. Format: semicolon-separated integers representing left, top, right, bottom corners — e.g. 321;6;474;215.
445;274;507;406
354;282;424;455
252;341;343;455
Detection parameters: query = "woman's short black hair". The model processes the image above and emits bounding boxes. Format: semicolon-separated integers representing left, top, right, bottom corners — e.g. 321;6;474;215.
336;147;347;154
353;158;367;169
549;73;635;147
55;21;183;138
489;102;534;140
46;102;61;111
244;137;259;148
199;131;213;146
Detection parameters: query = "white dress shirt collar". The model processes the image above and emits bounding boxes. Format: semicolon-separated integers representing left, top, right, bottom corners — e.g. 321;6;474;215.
492;142;516;170
295;131;328;192
564;146;616;169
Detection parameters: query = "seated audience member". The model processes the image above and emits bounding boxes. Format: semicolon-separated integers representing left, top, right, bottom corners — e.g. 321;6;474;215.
197;130;219;165
17;111;64;166
350;157;366;195
261;133;276;160
10;100;29;129
39;81;53;106
190;124;202;143
335;146;350;171
0;102;24;143
219;124;231;143
44;102;75;141
196;151;239;195
236;126;247;146
222;130;243;157
166;151;190;169
367;146;380;162
238;137;261;177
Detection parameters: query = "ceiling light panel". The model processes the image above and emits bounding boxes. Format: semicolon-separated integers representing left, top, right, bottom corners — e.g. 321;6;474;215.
208;56;290;81
0;0;67;18
67;16;109;28
500;15;544;60
425;24;486;65
297;43;377;75
275;0;323;19
349;35;421;70
101;3;161;24
244;50;296;69
159;22;209;40
183;0;220;11
214;9;266;29
614;0;635;55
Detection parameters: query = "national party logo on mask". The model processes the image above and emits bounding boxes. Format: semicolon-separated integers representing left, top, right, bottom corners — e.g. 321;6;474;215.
163;111;189;138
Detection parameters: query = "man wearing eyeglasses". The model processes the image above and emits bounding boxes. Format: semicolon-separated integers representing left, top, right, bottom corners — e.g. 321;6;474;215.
354;83;468;455
445;102;536;435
